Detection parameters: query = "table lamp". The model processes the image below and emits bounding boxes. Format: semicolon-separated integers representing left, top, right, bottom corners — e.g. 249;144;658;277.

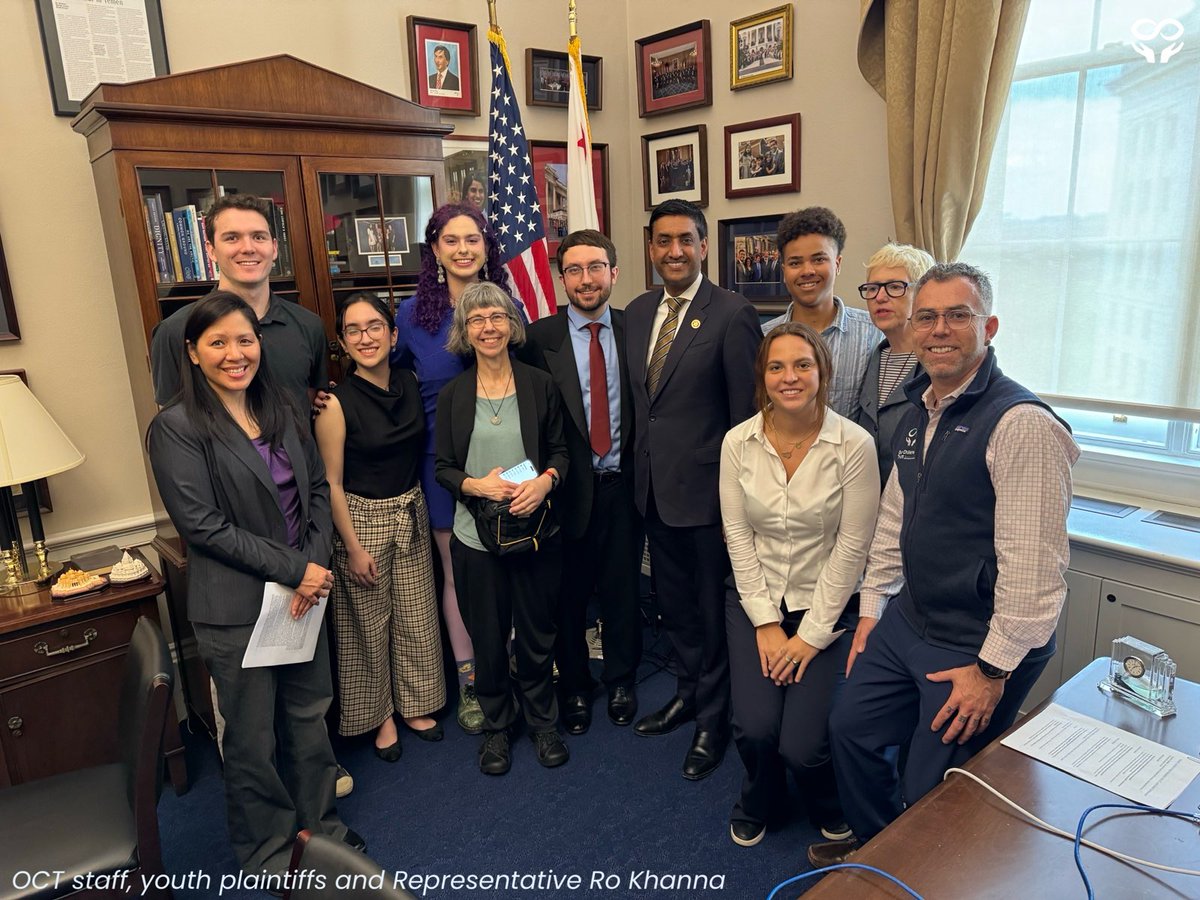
0;374;85;595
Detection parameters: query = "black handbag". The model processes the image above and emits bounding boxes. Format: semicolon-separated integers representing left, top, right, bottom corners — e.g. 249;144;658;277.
469;496;559;555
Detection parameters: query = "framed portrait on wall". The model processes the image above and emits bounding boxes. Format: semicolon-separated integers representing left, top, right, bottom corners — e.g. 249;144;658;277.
730;5;794;91
725;114;801;199
0;232;19;342
641;125;708;210
529;141;610;260
718;214;789;312
406;16;480;116
635;20;713;118
526;48;602;110
442;136;489;209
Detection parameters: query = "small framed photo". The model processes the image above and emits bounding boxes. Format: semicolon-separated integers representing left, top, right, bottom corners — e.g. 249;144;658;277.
641;125;708;210
406;16;480;117
643;226;711;290
529;141;610;260
635;20;713;118
725;114;801;199
718;215;789;311
354;217;410;256
526;48;602;110
443;135;489;208
730;5;794;91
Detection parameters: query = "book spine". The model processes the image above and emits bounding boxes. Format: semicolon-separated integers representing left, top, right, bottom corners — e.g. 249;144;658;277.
276;200;292;276
173;206;197;281
197;214;215;280
186;206;206;281
164;212;185;282
144;197;171;283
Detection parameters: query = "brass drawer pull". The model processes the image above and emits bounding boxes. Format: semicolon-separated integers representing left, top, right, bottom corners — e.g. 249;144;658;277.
33;627;99;657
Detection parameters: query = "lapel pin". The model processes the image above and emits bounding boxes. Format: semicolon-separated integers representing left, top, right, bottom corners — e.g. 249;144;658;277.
690;319;701;329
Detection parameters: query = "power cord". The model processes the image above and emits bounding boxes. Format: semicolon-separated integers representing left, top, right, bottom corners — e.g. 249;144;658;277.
767;863;925;899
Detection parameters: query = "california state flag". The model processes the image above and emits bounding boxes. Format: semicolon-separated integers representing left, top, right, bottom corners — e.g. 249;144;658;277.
566;33;599;232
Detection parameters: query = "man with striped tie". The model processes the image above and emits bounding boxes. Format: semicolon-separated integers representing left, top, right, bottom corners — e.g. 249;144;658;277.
625;200;762;781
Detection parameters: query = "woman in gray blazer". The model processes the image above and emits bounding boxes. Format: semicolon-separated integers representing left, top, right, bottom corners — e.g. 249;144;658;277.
148;292;360;878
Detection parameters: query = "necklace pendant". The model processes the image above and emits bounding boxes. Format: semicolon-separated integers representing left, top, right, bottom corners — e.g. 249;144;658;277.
780;449;793;459
490;415;502;426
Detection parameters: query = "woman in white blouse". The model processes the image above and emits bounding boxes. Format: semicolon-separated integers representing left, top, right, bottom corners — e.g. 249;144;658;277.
720;322;880;848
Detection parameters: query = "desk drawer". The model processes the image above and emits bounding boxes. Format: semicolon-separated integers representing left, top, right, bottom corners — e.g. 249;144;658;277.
0;606;141;682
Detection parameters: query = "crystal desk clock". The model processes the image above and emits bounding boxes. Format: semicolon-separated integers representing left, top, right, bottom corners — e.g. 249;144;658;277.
1098;636;1177;717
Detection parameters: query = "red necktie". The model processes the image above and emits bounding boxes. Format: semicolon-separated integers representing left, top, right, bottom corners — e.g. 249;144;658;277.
586;322;612;458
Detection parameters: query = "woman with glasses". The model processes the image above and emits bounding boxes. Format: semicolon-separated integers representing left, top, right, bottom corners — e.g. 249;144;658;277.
394;204;523;736
435;282;569;776
853;243;937;484
315;293;446;760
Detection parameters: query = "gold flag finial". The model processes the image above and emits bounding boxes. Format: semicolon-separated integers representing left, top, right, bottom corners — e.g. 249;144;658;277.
488;0;498;30
569;0;578;38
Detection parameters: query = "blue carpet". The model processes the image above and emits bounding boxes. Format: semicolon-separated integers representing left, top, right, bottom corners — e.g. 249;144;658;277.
158;642;824;898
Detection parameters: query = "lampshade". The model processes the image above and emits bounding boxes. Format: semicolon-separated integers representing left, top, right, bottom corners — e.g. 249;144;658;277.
0;375;85;487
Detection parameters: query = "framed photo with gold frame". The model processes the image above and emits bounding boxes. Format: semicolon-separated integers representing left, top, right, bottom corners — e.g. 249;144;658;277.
730;5;793;91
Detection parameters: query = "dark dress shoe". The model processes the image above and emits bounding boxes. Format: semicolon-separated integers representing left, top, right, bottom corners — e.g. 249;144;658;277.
681;729;727;780
479;730;511;775
530;730;570;767
633;695;695;736
342;828;367;853
562;694;592;735
730;819;765;847
374;741;401;763
807;836;860;868
607;686;638;726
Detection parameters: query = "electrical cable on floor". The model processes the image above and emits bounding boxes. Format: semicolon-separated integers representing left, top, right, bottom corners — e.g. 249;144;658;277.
942;768;1200;886
767;862;925;899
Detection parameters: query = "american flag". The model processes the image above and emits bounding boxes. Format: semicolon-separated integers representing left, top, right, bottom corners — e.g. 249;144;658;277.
486;27;557;321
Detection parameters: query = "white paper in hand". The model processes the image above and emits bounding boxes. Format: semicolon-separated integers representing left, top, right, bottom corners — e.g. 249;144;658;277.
241;582;327;668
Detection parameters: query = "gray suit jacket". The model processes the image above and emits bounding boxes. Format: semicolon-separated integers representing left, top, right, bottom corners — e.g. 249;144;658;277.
148;404;333;626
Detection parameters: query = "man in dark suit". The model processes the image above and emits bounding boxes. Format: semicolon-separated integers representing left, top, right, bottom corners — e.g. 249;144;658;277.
428;45;461;93
517;230;642;735
625;200;762;780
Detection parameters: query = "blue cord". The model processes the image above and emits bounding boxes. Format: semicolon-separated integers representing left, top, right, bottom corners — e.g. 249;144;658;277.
767;863;925;899
1074;802;1200;899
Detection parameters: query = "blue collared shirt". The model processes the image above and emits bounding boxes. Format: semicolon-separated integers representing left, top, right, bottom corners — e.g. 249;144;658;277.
566;304;622;472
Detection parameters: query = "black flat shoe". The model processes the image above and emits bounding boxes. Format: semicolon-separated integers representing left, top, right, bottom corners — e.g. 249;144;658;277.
633;695;695;736
407;721;444;742
607;685;638;726
562;694;592;735
682;729;726;780
374;740;402;763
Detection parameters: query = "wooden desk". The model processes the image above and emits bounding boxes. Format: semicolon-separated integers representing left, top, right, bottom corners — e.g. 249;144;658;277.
0;550;188;793
805;659;1200;899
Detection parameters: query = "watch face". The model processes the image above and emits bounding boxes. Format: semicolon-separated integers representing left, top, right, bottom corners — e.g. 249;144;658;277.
1122;655;1146;679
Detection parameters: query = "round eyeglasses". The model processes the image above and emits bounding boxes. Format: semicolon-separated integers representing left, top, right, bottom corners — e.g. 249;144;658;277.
908;309;988;332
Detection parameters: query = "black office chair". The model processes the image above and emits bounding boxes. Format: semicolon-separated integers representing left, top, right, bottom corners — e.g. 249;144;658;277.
284;831;417;900
0;616;175;900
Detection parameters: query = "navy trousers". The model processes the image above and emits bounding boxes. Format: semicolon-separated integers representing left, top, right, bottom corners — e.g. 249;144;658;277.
829;604;1051;841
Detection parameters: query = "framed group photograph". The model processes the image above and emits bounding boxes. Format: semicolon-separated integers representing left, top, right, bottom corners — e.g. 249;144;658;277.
525;48;602;110
730;5;794;91
529;141;610;259
634;20;713;118
442;135;489;209
641;125;708;210
718;214;788;311
406;16;480;116
725;113;801;199
642;226;711;290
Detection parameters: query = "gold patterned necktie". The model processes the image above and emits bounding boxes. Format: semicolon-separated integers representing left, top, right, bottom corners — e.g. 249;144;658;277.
646;295;683;397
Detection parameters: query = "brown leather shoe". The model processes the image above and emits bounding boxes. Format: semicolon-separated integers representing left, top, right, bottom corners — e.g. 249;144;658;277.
806;836;861;868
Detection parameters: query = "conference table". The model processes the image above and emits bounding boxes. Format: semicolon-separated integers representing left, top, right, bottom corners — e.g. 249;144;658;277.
803;658;1200;899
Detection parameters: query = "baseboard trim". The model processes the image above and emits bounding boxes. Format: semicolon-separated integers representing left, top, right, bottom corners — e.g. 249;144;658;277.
42;513;159;556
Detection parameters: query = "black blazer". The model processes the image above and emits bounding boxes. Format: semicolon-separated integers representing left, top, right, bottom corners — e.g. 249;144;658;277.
428;70;460;92
516;308;635;539
434;360;570;504
625;277;761;527
147;404;333;627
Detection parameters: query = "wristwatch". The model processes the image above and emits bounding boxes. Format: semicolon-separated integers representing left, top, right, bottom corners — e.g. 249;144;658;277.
977;659;1011;680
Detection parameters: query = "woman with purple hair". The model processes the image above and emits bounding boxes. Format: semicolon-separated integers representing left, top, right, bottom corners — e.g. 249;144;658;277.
394;203;523;734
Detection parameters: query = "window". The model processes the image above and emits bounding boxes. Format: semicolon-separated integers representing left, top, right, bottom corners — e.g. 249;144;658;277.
961;0;1200;499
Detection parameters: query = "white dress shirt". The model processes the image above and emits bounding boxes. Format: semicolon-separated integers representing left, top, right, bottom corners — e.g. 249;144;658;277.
720;410;881;649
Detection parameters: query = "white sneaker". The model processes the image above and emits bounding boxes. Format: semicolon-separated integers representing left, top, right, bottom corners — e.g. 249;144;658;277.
819;822;853;841
335;764;353;799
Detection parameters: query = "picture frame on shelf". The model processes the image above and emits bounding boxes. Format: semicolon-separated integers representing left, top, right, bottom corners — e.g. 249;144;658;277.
725;113;801;199
529;141;610;260
730;5;794;91
0;232;20;342
718;214;789;312
526;48;602;110
354;217;410;257
0;371;51;514
643;226;711;290
642;125;708;211
635;20;713;118
406;16;480;117
34;0;170;117
442;135;489;209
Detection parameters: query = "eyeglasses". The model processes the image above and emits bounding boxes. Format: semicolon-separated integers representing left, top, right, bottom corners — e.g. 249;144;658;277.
908;308;989;331
343;321;388;341
561;262;611;279
466;313;510;330
858;280;911;300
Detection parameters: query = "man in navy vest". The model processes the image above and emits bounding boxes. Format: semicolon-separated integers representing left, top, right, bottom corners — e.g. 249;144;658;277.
808;262;1079;865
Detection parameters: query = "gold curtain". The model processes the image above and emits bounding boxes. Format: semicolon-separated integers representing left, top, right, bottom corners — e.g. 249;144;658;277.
858;0;1030;260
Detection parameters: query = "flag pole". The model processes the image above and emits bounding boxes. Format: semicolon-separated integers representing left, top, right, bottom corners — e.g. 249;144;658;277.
488;0;498;30
569;0;577;38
